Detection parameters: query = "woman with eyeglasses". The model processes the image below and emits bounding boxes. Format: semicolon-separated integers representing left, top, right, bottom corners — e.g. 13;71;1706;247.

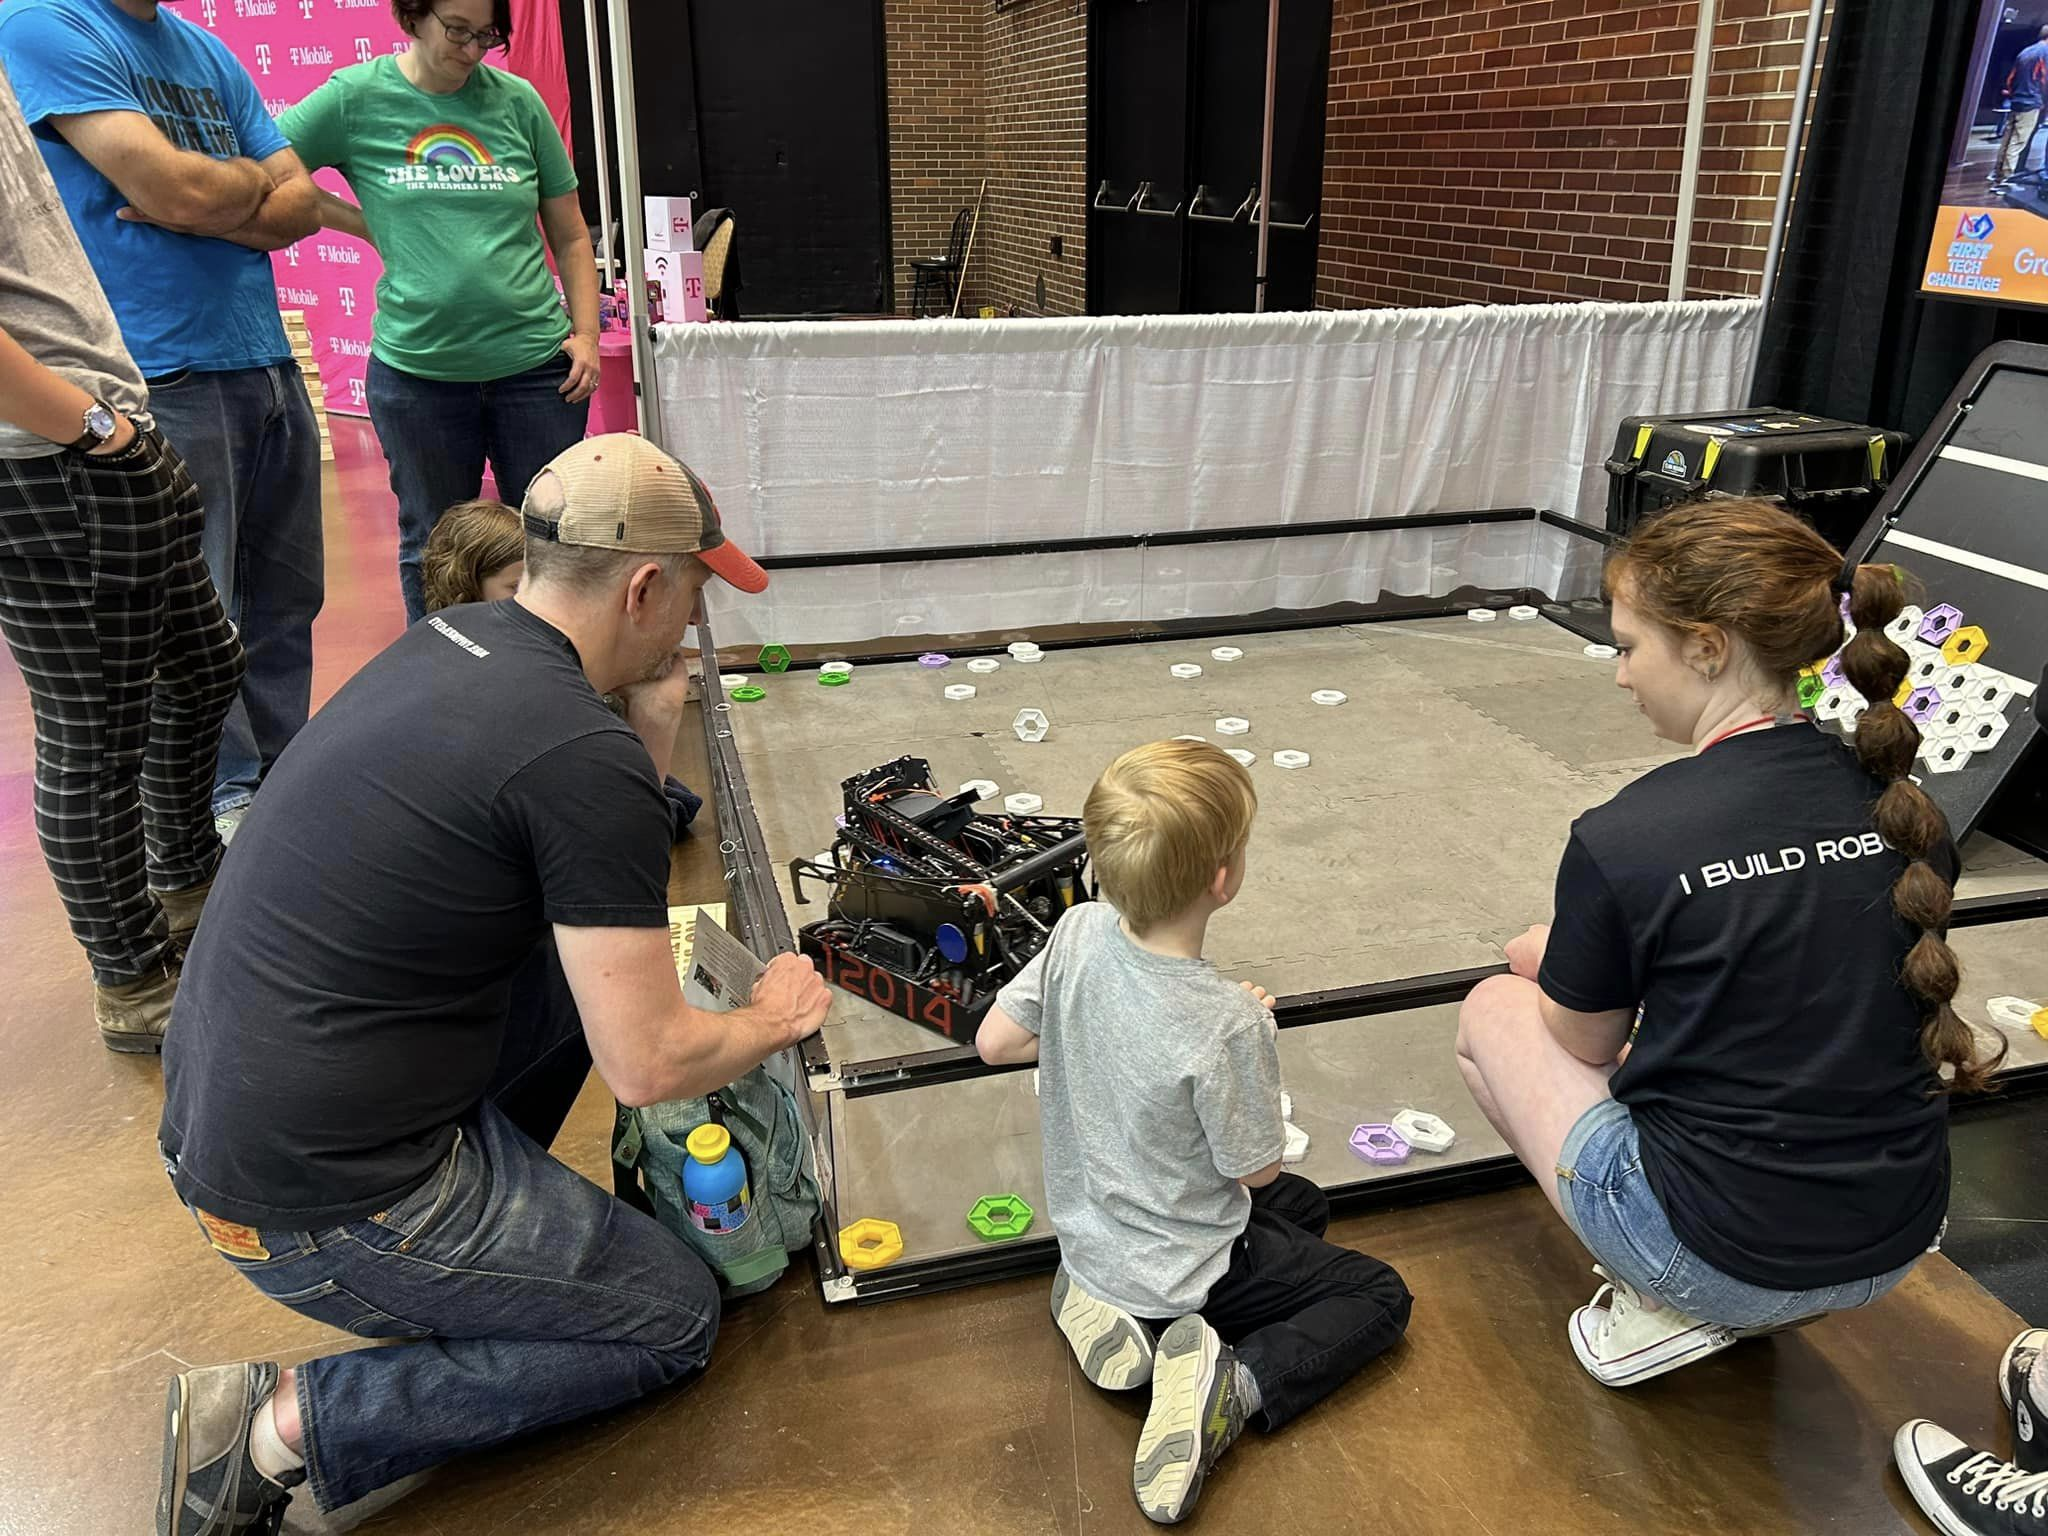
280;0;600;622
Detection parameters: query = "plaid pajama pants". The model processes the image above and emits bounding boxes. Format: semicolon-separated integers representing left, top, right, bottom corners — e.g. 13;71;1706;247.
0;432;245;985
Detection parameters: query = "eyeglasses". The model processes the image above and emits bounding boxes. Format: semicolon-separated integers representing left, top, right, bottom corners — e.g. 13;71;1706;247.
432;12;506;50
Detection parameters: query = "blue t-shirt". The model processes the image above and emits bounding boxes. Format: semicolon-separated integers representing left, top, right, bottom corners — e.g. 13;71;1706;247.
0;0;290;375
2010;40;2048;112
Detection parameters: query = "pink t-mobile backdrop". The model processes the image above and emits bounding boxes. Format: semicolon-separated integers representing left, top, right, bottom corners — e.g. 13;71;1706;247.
168;0;574;417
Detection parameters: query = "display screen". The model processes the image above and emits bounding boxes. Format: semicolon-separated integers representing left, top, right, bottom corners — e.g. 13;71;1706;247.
1925;1;2048;305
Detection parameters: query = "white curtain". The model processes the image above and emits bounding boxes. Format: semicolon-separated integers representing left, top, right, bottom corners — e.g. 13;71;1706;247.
652;299;1760;645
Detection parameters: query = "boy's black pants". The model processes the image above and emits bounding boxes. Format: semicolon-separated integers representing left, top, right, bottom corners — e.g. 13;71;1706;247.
1146;1173;1412;1431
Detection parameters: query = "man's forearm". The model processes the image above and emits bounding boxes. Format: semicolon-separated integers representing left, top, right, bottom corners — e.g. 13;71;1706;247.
213;176;321;251
635;999;790;1105
165;153;272;235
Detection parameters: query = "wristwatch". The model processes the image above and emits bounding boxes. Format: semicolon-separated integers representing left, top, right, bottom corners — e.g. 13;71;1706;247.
69;398;119;453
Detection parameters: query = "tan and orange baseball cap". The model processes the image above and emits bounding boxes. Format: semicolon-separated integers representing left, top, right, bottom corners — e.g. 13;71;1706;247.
521;434;767;593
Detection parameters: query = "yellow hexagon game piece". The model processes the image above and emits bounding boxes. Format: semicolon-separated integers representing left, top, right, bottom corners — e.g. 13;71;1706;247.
838;1217;904;1271
1941;625;1988;666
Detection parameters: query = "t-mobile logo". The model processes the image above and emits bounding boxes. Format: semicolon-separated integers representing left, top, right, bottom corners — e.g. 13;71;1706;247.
199;0;217;23
338;286;357;317
282;242;300;267
299;0;314;17
253;42;272;75
353;36;374;63
349;377;365;407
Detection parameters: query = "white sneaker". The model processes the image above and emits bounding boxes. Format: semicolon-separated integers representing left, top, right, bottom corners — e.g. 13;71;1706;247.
1133;1315;1248;1525
1051;1265;1154;1390
1568;1266;1737;1387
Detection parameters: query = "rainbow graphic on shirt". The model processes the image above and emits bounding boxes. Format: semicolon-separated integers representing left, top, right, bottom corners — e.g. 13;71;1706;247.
406;125;493;167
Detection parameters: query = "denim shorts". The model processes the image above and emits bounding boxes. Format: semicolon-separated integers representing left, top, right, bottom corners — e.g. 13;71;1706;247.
1555;1098;1922;1330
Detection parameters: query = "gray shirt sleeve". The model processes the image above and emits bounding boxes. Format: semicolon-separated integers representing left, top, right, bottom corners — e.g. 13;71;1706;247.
993;942;1048;1036
1193;1013;1286;1180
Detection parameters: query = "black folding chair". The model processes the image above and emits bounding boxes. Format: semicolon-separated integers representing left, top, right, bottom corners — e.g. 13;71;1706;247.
909;207;973;317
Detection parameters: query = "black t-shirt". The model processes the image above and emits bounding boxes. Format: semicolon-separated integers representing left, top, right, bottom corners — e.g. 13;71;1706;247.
1539;725;1955;1291
160;602;671;1227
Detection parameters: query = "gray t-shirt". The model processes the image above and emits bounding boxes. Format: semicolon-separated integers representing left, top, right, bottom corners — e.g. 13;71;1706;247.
0;63;147;459
998;900;1285;1318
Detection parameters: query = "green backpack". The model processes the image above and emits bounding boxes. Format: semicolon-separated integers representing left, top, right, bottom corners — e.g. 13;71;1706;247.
610;908;821;1297
612;1068;819;1297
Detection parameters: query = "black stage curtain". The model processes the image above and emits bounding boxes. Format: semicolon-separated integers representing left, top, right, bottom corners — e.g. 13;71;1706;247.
1751;0;2048;436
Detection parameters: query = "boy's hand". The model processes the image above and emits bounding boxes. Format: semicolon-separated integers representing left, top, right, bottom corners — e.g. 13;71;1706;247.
1239;981;1276;1012
1505;923;1551;981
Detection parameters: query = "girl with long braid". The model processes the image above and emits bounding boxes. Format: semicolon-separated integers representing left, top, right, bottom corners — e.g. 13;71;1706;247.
1454;498;2001;1387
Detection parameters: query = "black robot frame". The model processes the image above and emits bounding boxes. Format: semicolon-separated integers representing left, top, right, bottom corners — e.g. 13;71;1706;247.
691;499;2048;1303
788;755;1093;1045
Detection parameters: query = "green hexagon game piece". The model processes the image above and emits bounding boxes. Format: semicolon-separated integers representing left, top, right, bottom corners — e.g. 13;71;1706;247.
817;671;851;687
730;685;767;702
966;1193;1035;1242
1796;673;1824;709
758;644;792;673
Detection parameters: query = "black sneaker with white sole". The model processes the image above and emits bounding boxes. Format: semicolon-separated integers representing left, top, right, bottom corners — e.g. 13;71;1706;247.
157;1360;302;1535
1050;1264;1155;1390
1132;1315;1248;1526
2004;1329;2048;1473
1895;1420;2048;1536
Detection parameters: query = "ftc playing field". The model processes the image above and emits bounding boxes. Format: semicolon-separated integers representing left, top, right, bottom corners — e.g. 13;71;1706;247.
708;614;2048;1290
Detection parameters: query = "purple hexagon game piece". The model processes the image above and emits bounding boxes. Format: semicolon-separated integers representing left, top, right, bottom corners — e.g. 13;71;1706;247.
1349;1123;1411;1165
918;653;951;668
1917;603;1963;645
1821;655;1847;688
1903;685;1941;724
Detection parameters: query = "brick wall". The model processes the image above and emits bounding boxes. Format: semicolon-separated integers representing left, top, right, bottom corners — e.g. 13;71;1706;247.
883;0;1088;317
984;3;1089;315
883;0;984;315
1318;0;1824;310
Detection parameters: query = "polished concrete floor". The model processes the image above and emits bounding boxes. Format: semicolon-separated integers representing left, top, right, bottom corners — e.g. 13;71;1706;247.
0;419;2042;1534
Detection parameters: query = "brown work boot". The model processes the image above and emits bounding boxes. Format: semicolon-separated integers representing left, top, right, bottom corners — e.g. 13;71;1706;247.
95;963;179;1054
155;876;213;952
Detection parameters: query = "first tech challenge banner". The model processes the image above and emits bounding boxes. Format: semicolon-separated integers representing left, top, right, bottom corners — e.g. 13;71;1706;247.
1923;204;2048;305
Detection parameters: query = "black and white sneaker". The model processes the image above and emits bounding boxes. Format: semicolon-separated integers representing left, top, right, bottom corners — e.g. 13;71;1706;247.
2004;1329;2048;1472
1132;1315;1249;1525
1895;1420;2048;1536
1051;1265;1155;1390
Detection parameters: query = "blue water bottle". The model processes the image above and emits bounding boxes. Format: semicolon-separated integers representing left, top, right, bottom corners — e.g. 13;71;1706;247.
682;1123;751;1234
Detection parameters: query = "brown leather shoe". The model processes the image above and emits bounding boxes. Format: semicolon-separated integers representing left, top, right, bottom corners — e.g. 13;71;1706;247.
156;877;213;951
95;963;179;1054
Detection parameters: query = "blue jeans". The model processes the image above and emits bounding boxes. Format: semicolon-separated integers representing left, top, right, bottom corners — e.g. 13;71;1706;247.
1556;1098;1922;1329
366;352;589;623
147;365;324;815
174;945;719;1511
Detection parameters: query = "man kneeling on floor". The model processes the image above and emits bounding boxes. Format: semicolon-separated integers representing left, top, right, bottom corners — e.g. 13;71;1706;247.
977;739;1414;1526
154;436;831;1532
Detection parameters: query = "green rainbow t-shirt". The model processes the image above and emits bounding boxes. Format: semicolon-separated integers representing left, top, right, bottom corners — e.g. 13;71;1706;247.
281;56;578;383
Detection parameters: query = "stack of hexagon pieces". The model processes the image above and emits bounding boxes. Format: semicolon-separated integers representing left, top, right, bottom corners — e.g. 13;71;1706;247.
1801;601;2021;775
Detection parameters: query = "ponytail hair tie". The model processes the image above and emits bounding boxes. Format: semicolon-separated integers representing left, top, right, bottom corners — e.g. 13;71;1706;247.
1830;555;1857;596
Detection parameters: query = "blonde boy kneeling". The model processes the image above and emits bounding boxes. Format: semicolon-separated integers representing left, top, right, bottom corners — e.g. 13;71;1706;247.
978;740;1413;1525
